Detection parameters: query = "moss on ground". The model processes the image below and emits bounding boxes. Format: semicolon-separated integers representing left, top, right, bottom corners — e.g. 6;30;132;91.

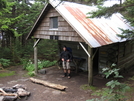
80;84;97;91
0;71;15;77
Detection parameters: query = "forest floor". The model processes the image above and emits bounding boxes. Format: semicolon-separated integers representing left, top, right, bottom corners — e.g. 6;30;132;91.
0;66;134;101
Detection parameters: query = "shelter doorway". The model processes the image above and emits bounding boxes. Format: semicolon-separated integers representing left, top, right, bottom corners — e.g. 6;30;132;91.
93;48;99;75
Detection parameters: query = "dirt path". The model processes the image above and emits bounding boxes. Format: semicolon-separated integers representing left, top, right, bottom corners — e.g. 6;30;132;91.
0;66;134;101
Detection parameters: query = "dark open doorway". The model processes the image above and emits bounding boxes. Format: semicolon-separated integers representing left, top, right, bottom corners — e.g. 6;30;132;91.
93;48;99;75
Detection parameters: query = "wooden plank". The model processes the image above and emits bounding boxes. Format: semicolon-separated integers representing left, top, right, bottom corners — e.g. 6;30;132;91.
40;22;49;27
58;27;75;31
37;31;78;36
58;22;69;27
58;16;65;21
34;34;84;42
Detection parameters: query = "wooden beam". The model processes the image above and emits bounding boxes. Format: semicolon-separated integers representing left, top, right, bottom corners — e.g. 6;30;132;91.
79;42;90;57
79;42;93;85
34;40;38;74
33;39;40;48
88;46;93;86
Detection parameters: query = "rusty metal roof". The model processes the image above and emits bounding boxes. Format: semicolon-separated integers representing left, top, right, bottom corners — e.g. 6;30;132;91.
50;0;133;47
27;0;133;48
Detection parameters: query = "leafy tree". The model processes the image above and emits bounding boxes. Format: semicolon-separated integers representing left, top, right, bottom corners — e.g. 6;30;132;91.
87;0;134;40
0;0;59;63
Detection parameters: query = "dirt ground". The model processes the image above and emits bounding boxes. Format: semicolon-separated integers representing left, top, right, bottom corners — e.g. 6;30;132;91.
0;66;134;101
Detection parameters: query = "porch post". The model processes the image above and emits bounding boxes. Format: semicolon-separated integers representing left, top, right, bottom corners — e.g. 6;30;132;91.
79;42;93;85
34;40;38;74
88;46;93;85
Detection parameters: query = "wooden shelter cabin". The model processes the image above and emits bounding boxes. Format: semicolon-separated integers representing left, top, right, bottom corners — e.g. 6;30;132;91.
26;0;134;85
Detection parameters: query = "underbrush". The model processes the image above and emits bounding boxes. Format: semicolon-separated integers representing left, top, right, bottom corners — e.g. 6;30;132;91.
0;58;11;67
21;59;57;76
86;64;131;101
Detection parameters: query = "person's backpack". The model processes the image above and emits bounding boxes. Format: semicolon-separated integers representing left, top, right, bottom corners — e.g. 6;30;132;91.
66;47;72;54
66;47;73;60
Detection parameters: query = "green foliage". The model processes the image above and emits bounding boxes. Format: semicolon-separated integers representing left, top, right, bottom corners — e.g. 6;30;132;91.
0;0;45;64
88;0;134;41
38;60;57;70
0;0;7;9
37;39;58;61
80;84;97;91
102;64;123;79
0;71;15;77
128;76;134;81
28;71;35;77
0;58;11;67
87;64;130;101
22;59;57;76
0;47;12;59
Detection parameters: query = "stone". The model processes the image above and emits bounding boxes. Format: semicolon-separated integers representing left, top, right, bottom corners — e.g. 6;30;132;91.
43;90;50;94
17;79;28;82
0;96;4;101
38;69;46;75
7;80;18;84
56;78;62;81
52;90;61;95
0;84;3;86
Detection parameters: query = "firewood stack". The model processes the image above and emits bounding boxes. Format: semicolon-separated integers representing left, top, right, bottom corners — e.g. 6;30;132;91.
0;84;30;101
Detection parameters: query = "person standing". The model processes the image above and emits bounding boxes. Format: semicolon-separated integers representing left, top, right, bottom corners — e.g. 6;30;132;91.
60;46;72;79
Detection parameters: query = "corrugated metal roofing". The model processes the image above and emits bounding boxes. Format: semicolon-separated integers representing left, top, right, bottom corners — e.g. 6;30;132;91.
27;0;133;48
50;0;133;48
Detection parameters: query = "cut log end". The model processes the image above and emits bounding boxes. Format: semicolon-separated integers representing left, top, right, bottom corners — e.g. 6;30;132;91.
29;78;67;91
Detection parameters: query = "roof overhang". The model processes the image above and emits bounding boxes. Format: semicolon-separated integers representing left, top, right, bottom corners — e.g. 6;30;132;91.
26;0;134;48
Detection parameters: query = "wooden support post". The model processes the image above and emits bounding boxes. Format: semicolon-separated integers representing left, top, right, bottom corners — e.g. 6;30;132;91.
34;40;38;74
88;46;93;86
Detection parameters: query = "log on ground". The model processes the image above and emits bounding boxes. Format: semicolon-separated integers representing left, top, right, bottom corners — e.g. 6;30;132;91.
29;78;67;91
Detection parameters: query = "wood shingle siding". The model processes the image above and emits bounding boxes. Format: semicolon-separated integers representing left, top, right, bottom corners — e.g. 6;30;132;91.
118;42;134;70
34;6;84;42
99;42;134;73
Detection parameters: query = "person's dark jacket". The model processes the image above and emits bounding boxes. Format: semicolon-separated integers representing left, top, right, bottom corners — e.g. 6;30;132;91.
60;50;72;61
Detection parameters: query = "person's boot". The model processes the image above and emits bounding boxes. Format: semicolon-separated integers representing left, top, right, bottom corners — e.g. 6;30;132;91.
67;73;71;79
62;73;67;77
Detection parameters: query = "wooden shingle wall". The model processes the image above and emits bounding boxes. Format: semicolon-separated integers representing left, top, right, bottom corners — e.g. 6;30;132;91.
118;42;134;70
99;42;134;73
99;43;118;73
34;6;84;42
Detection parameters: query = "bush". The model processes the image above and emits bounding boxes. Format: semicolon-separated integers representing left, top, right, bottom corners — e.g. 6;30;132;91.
0;58;11;67
87;64;130;101
23;59;57;76
0;47;12;59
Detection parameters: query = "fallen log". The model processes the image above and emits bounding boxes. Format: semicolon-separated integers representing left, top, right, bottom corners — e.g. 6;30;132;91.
29;78;67;91
0;88;18;99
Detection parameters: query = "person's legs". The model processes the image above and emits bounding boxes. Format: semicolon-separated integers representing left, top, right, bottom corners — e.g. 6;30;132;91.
62;61;67;77
63;69;67;77
66;61;71;79
67;69;71;79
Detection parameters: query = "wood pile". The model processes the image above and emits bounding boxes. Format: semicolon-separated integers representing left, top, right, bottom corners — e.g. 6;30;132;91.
0;84;30;101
